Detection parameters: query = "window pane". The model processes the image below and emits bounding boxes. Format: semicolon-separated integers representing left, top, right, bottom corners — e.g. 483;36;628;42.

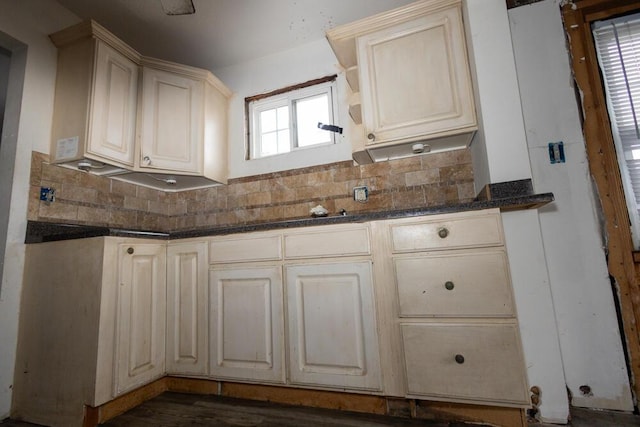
261;132;278;156
277;129;291;154
260;109;277;133
277;106;289;130
295;94;332;147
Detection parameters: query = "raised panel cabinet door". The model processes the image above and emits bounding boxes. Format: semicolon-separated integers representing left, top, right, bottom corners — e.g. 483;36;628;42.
88;40;138;166
166;242;208;376
139;67;204;173
116;243;166;395
357;3;475;145
401;323;529;405
209;267;285;383
285;261;381;391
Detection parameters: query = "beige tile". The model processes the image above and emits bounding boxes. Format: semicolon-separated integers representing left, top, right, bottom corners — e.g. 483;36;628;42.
42;163;79;185
60;183;98;204
205;195;227;211
306;170;333;185
139;213;164;231
457;182;476;201
77;206;109;225
148;199;170;215
333;165;360;182
39;201;78;221
386;156;422;174
124;196;149;211
227;194;248;209
137;185;161;202
439;163;474;183
187;199;207;214
78;172;111;194
97;192;125;208
27;186;41;220
247;191;272;206
261;205;285;222
173;215;197;231
111;180;138;197
169;200;188;216
392;187;426;209
317;182;349;198
361;161;391;179
109;209;138;228
30;152;46;186
282;174;309;189
271;188;297;204
283;203;310;220
195;213;217;228
405;169;441;186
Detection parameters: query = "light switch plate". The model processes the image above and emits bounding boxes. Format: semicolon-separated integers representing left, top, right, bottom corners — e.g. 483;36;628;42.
354;186;368;202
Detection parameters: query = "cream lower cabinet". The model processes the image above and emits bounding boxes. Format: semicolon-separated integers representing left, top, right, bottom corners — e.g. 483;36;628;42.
115;242;167;395
166;241;209;376
285;261;381;391
209;266;285;383
376;208;529;406
208;232;285;383
13;237;166;427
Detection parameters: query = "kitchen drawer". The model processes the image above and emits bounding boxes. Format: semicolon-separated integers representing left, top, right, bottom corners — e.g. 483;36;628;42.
401;323;529;405
394;251;513;317
284;226;370;259
390;212;503;252
209;233;282;263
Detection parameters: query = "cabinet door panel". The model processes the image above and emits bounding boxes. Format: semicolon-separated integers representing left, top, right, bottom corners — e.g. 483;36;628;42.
209;267;284;383
116;244;166;394
394;250;514;317
401;323;529;405
140;67;203;173
89;41;137;166
357;4;475;144
166;242;208;375
286;261;381;390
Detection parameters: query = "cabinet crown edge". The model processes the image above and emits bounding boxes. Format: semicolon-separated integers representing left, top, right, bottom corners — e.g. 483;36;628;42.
326;0;462;67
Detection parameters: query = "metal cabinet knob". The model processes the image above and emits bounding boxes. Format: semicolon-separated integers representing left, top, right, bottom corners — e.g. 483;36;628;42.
445;281;455;290
127;247;134;255
437;227;449;238
455;354;465;364
367;133;375;141
142;156;151;166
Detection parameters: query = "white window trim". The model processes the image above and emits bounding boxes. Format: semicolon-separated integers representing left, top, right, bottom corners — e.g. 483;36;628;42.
248;80;339;159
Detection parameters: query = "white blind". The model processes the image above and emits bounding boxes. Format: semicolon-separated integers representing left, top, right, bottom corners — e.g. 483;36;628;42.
594;13;640;248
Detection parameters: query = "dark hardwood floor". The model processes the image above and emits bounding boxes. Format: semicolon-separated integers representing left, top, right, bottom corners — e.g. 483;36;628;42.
100;392;458;426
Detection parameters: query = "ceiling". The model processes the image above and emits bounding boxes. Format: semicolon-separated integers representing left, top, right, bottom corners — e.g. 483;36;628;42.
53;0;420;72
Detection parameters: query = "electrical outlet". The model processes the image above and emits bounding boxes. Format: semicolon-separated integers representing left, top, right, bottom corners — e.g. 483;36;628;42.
354;186;368;202
40;187;56;204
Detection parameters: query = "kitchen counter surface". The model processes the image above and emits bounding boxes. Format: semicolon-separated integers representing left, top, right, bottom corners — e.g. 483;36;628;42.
25;185;553;243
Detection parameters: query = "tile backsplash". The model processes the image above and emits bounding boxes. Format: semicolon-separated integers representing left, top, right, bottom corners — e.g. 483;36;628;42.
28;149;475;232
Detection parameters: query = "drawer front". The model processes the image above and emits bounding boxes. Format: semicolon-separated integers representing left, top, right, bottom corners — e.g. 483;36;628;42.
401;323;528;405
390;214;503;252
284;227;370;259
394;251;513;317
209;234;282;263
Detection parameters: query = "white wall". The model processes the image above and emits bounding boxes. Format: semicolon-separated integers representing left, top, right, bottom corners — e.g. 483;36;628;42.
509;0;633;412
214;39;353;179
0;0;78;418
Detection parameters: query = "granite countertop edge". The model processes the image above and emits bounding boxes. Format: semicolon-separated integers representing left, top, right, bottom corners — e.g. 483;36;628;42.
25;192;554;244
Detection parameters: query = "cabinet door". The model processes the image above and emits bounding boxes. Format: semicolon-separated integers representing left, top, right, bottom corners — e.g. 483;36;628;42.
357;3;475;145
209;267;285;383
88;41;138;166
285;261;381;391
166;242;208;376
401;323;529;405
115;243;166;394
139;67;204;173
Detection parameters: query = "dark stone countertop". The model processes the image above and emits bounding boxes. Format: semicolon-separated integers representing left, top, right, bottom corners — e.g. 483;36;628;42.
25;190;554;243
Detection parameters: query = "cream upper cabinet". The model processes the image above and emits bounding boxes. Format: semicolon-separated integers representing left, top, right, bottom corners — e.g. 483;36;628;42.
138;64;204;174
115;242;167;395
49;20;232;190
166;241;209;376
326;0;476;163
49;20;139;175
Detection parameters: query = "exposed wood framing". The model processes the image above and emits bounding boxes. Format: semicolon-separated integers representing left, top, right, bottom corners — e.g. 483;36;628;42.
561;0;640;402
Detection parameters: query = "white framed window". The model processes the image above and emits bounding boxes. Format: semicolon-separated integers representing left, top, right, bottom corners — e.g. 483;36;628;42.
247;77;340;159
593;12;640;248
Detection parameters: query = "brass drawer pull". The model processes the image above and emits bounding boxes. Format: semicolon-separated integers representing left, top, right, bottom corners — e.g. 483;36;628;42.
444;281;455;290
437;227;449;238
455;354;465;364
127;247;134;255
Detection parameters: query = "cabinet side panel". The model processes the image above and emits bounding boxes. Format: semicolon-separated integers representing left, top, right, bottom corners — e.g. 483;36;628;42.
50;38;94;163
12;238;105;426
203;81;228;183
